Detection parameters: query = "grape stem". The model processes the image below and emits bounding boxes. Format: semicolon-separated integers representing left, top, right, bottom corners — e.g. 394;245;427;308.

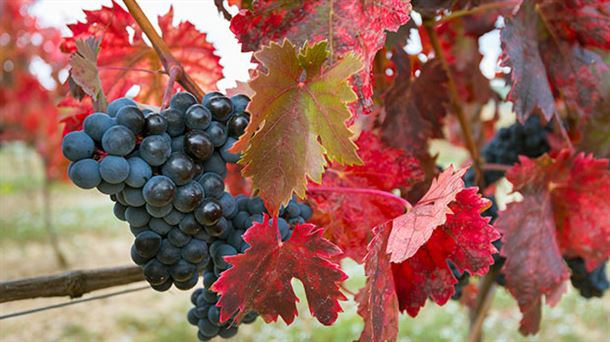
122;0;205;100
467;268;499;342
307;186;412;210
423;21;485;189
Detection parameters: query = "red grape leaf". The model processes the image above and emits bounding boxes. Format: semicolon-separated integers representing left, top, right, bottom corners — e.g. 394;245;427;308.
231;40;363;215
211;217;347;325
381;48;449;158
387;166;467;263
308;131;424;263
356;224;399;342
357;187;497;329
393;188;498;316
496;150;610;334
60;2;222;128
501;0;609;121
229;0;413;113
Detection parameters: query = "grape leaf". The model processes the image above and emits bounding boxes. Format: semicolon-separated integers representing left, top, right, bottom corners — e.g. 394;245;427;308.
496;150;610;334
308;131;423;263
68;37;106;109
229;0;413;112
60;2;222;127
231;40;363;214
393;188;498;316
501;0;609;121
381;48;449;158
357;187;498;330
387;166;468;263
356;225;399;342
211;217;347;325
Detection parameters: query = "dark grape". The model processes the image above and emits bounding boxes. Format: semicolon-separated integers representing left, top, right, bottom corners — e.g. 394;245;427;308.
168;228;192;247
146;203;174;218
116;105;145;134
230;94;250;114
134;230;162;258
157;240;181;265
205;122;228;147
184;130;214;161
107;97;137;117
125;206;150;227
205;217;229;238
97;181;125;195
143;259;170;285
206;96;233;122
182;239;208;264
202;91;223;106
126;157;152;188
143;175;176;207
219;192;237;218
131;244;151;265
246;197;265;215
198;319;220;338
140;135;172;166
149;217;173;235
172;135;184;153
68;159;101;189
174;181;205;213
83;112;115;142
566;257;609;299
122;186;146;207
144;113;168;135
227;114;249;138
197;172;224;199
99;156;129;184
113;202;127;221
203;271;217;288
219;138;240;163
203;153;227;177
163;209;185;225
151;278;173;292
102;125;136;156
62;131;95;161
179;214;203;235
175;272;200;290
186;104;212;130
171;92;198;113
170;260;197;282
213;244;237;269
195;199;223;226
161;152;196;186
161;108;185;136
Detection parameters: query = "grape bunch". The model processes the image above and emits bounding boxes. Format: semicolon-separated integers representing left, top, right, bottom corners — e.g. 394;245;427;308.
62;91;251;290
187;196;313;340
565;257;609;299
465;115;551;187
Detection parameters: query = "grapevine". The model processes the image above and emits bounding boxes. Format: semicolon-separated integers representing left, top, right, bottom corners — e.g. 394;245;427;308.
1;0;608;341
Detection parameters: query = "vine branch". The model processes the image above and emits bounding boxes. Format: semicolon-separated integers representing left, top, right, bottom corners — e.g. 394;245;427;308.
122;0;205;102
467;269;499;342
423;21;484;189
0;265;144;303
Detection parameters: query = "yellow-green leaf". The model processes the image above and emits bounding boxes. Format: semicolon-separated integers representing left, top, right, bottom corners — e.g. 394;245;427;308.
232;40;363;214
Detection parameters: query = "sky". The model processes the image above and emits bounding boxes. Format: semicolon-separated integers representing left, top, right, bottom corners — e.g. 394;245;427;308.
28;0;502;92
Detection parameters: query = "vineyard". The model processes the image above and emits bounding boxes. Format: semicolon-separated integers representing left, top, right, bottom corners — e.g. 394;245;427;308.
0;0;609;342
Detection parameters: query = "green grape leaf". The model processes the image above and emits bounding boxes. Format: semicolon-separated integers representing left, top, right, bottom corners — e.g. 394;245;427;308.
232;40;363;214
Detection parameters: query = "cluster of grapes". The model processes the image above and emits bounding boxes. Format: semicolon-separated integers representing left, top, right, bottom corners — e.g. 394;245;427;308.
62;91;251;290
565;258;609;299
465;115;551;186
187;197;313;340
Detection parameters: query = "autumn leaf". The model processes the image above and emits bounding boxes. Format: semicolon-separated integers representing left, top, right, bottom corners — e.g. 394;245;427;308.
357;187;498;333
211;217;347;325
387;166;468;263
308;131;423;263
356;225;399;342
60;2;222;127
381;48;449;158
232;40;363;214
501;0;609;121
393;188;498;316
496;150;610;334
229;0;413;112
68;37;107;110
